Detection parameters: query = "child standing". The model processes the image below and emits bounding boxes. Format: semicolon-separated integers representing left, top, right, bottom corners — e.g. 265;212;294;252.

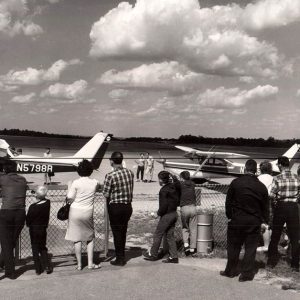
26;186;52;275
143;171;180;263
179;171;197;255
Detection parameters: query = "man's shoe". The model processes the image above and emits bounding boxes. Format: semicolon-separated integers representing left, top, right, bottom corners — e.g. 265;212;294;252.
45;266;53;274
162;257;179;264
219;270;238;278
110;259;126;266
238;275;254;282
5;273;16;280
143;251;159;261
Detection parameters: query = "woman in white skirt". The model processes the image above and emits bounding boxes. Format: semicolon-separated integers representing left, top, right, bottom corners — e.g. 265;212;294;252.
65;160;100;270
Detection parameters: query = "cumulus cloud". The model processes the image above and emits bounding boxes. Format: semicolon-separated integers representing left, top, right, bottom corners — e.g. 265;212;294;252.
0;0;43;37
89;0;292;78
108;89;130;100
297;89;300;97
11;92;36;103
40;80;95;103
198;85;278;108
0;82;19;92
100;62;205;96
0;59;81;86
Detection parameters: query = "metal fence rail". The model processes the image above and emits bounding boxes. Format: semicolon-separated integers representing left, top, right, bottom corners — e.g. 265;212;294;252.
15;184;228;259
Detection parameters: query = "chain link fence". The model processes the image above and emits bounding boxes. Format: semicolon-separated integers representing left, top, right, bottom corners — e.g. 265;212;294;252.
18;185;108;259
11;184;228;259
126;184;229;251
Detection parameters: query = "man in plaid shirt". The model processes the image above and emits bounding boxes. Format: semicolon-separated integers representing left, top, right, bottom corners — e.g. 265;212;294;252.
103;151;134;266
267;156;300;272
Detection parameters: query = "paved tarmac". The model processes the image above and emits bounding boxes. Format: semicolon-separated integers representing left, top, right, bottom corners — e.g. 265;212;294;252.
0;254;298;300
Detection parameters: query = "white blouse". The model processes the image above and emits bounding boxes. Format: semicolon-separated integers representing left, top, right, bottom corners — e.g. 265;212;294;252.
67;177;99;210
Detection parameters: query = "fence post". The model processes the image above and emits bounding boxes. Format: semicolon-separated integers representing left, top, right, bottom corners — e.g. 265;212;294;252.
15;235;21;261
104;201;109;257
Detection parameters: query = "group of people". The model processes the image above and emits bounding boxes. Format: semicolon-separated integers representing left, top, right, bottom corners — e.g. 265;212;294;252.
221;156;300;283
0;151;299;282
0;160;52;279
135;152;155;182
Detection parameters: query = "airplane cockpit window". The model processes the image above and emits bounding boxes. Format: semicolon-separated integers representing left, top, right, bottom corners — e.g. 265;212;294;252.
214;158;227;166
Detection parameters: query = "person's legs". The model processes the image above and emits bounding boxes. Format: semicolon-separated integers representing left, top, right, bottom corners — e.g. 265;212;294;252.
12;209;25;249
188;206;197;250
136;166;141;180
108;204;132;262
180;207;190;248
285;203;299;269
268;204;286;266
165;219;178;259
87;239;94;267
240;225;260;279
224;221;244;276
151;213;177;257
0;210;16;276
141;167;144;181
74;242;82;269
30;234;43;274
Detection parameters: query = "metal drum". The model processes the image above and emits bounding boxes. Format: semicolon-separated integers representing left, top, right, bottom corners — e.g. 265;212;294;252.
197;213;214;253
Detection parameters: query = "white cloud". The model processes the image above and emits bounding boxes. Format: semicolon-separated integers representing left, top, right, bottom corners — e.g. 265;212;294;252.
0;0;43;37
297;89;300;97
0;59;81;86
239;76;255;84
89;0;290;78
198;85;279;108
11;92;36;103
108;89;130;100
100;62;204;96
242;0;300;31
0;82;19;92
40;80;94;103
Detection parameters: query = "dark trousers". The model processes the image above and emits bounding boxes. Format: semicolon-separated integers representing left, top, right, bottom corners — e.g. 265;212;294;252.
29;227;50;273
225;217;260;279
151;212;178;259
136;166;144;180
268;202;300;268
108;203;132;260
0;209;25;275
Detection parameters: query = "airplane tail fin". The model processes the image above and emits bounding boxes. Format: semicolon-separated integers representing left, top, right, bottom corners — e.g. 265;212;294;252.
271;144;300;171
73;132;112;169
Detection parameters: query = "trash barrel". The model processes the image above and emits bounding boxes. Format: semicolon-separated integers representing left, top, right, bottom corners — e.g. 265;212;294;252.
197;213;214;253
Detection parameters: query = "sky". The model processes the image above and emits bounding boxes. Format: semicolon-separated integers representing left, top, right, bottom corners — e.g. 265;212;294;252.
0;0;300;139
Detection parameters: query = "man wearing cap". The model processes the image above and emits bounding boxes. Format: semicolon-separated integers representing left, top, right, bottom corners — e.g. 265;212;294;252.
0;160;27;279
267;156;300;272
103;152;134;266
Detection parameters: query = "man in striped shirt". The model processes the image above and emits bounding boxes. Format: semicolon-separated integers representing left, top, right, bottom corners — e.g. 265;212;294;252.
103;151;134;266
267;156;300;272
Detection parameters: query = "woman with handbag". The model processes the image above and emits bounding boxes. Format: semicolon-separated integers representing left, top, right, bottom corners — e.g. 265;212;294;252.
65;160;100;270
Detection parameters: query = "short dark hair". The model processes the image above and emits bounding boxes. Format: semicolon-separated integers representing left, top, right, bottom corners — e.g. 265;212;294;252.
158;171;171;184
110;151;123;164
245;159;257;174
77;159;93;177
277;156;289;168
4;160;17;173
180;171;190;180
259;161;272;175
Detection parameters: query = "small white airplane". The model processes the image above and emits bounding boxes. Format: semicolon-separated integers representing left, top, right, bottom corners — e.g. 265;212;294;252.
158;144;300;183
0;132;112;174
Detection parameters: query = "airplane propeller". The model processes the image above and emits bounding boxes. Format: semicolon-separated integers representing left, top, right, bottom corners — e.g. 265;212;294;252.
156;151;167;169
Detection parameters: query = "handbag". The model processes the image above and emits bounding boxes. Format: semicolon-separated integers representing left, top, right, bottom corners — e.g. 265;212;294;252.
57;199;71;221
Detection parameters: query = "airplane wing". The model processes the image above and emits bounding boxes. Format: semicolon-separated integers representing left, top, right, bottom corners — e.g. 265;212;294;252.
175;145;249;159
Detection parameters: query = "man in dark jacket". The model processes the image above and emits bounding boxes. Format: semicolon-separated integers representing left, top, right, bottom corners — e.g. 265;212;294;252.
0;160;27;279
220;159;269;282
143;171;180;263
